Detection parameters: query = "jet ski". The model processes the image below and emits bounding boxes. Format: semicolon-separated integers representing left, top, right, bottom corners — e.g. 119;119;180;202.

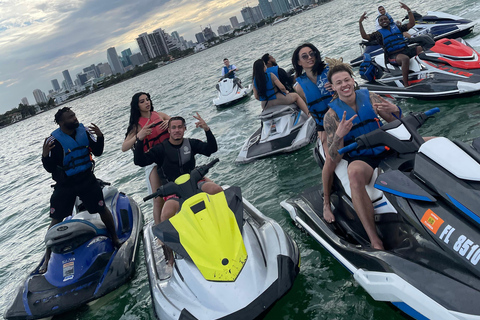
143;159;300;320
281;107;480;319
359;37;480;99
350;11;476;67
4;181;143;320
235;104;316;164
213;76;252;107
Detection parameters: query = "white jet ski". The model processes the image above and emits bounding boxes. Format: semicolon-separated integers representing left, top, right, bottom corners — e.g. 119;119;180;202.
213;77;252;107
236;104;316;164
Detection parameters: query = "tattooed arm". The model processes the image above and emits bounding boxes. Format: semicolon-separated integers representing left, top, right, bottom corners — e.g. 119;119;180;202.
370;92;401;123
325;109;344;163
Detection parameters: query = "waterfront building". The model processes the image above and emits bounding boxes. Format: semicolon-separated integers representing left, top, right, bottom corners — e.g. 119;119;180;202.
217;25;232;35
121;48;133;66
230;16;240;29
202;27;216;41
171;31;181;42
76;73;88;86
195;32;206;44
97;62;113;77
130;52;146;66
62;70;74;89
21;97;29;106
51;79;60;92
259;0;275;18
271;0;291;15
107;47;124;74
33;89;47;104
290;0;301;7
83;64;100;78
241;7;255;25
136;30;169;61
252;5;264;22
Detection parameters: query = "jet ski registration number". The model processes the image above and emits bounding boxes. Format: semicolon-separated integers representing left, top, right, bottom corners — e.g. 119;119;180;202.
422;209;480;266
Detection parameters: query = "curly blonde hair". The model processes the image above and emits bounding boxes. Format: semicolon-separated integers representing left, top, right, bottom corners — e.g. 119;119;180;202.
325;57;359;100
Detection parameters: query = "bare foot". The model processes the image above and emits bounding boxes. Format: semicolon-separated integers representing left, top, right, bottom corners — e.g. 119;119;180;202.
323;203;335;224
372;239;384;250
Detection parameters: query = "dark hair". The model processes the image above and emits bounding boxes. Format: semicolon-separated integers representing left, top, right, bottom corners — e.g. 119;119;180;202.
291;43;326;77
168;116;186;128
261;53;270;65
125;92;154;138
378;5;384;9
252;59;267;99
223;58;228;61
54;107;72;124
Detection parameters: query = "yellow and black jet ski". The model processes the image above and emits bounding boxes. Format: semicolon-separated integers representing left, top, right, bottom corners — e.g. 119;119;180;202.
142;159;300;320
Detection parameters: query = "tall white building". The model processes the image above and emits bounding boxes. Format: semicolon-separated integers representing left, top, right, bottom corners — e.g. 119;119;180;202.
33;89;48;104
21;97;29;105
107;47;124;75
230;16;240;29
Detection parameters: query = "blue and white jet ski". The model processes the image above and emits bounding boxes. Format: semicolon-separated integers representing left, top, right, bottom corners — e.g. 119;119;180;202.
4;181;143;320
350;11;476;67
282;108;480;319
143;159;300;319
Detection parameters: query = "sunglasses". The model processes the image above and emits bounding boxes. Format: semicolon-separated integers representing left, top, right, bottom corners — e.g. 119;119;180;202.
300;51;316;61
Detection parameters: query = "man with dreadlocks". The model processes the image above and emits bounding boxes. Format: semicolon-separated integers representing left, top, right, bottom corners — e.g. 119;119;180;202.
40;107;122;272
323;59;402;250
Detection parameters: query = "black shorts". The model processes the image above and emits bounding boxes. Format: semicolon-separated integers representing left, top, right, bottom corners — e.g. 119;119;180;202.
49;173;105;221
388;47;418;63
343;154;384;170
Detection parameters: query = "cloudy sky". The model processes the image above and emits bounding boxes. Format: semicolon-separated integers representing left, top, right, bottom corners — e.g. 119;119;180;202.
0;0;246;114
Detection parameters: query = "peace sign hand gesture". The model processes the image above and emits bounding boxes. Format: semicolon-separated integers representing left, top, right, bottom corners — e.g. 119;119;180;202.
193;112;210;131
335;111;357;138
138;119;154;140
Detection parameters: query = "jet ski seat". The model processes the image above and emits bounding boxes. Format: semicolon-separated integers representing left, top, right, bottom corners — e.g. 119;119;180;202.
318;140;384;202
45;216;108;253
260;104;298;121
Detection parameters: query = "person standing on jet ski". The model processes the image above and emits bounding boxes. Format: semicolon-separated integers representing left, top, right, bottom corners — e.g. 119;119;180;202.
252;59;310;116
122;92;170;225
359;2;422;87
323;59;402;250
219;58;243;88
261;53;294;92
41;107;122;272
291;43;336;223
133;113;223;224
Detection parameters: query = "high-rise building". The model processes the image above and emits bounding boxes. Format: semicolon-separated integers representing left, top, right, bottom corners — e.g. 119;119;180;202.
290;0;301;7
97;62;113;76
252;5;264;22
241;7;256;25
271;0;291;15
51;79;60;91
259;0;275;18
230;16;240;29
121;48;133;66
202;27;216;41
171;31;181;42
83;64;100;78
62;70;74;89
21;97;29;105
77;73;88;86
218;25;232;35
130;52;146;66
195;32;206;44
107;47;124;75
33;89;48;104
136;30;169;61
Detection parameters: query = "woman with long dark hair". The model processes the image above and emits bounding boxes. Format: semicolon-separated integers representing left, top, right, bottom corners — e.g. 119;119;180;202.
122;92;170;224
251;59;309;115
292;43;336;223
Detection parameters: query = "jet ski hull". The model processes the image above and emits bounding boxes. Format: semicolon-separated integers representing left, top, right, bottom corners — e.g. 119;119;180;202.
144;186;300;320
236;104;316;164
4;185;143;320
213;78;252;107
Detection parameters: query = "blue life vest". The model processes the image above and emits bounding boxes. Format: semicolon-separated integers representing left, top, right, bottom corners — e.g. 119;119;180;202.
223;66;235;79
329;89;385;157
296;67;332;129
51;123;93;176
378;24;407;55
254;72;276;101
266;65;279;79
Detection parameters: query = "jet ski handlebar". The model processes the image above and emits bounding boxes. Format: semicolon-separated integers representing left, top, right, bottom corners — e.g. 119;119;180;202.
338;108;440;155
143;158;220;202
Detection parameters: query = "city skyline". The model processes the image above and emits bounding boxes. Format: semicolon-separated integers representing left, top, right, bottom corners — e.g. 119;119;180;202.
0;0;251;114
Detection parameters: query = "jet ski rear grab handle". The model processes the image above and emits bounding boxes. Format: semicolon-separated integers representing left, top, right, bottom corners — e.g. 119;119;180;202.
337;107;440;155
143;158;220;201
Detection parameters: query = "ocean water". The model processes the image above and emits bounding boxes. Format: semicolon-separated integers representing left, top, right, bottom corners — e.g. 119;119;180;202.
1;0;480;319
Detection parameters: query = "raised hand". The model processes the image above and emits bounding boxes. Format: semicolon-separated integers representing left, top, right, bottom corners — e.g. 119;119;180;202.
193;112;209;131
88;123;103;137
137;119;153;140
335;111;357;138
42;137;55;157
359;11;368;23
